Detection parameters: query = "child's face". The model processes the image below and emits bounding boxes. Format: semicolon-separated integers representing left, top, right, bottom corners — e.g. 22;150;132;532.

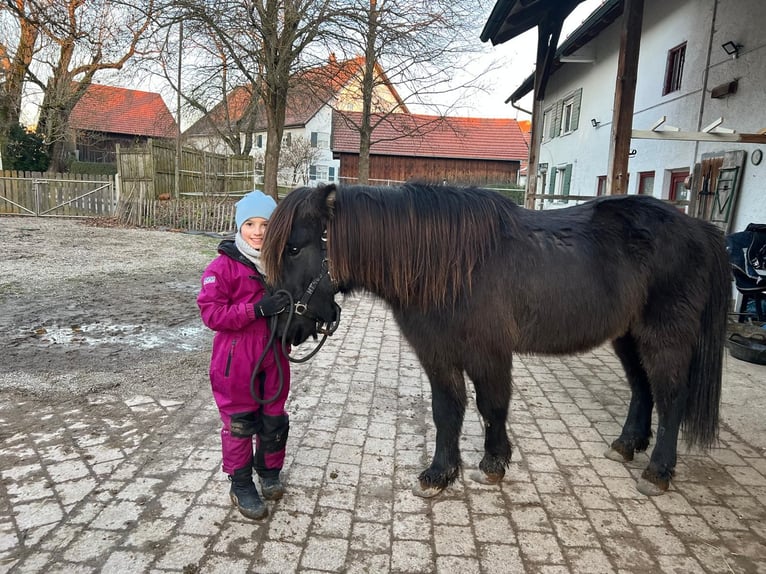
241;217;268;250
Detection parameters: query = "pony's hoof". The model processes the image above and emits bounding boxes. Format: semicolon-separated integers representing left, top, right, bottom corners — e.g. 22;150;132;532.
469;470;503;485
411;481;444;498
604;447;628;462
636;477;667;496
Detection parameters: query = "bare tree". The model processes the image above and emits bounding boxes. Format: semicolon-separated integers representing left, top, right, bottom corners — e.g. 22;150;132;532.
0;0;41;166
329;0;495;183
146;11;260;158
174;0;340;199
30;0;157;170
279;135;320;185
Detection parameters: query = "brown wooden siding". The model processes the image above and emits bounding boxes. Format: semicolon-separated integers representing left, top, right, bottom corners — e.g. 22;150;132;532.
337;153;520;186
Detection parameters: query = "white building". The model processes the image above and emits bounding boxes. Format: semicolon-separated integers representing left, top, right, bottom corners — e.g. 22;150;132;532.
504;0;766;234
184;56;406;187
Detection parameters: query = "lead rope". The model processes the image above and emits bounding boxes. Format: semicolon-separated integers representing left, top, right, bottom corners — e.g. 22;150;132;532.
249;290;332;405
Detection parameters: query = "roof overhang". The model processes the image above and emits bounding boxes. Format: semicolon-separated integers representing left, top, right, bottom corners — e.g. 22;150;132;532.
481;0;581;45
504;0;623;104
482;0;623;103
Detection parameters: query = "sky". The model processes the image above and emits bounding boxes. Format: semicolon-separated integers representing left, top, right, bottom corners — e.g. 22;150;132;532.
443;0;604;120
17;0;604;127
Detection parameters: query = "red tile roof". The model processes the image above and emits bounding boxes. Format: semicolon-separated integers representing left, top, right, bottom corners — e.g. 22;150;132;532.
185;56;407;135
69;84;177;138
332;112;529;161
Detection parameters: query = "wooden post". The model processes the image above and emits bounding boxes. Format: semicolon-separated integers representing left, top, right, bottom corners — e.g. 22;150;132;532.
606;0;644;195
526;20;563;208
526;98;542;209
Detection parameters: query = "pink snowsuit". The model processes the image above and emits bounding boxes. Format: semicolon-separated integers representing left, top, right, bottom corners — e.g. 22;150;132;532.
197;241;290;476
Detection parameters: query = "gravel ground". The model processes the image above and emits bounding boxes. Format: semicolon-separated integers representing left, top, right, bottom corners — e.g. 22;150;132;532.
0;215;222;401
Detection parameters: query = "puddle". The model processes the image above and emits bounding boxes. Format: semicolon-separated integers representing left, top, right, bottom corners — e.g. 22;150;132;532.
25;321;210;351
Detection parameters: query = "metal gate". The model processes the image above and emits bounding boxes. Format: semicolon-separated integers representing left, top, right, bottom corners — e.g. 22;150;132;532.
0;172;116;217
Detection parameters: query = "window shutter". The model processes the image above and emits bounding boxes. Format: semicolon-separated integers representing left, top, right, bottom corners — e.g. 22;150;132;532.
563;164;573;199
548;168;557;194
570;89;582;131
310;132;318;147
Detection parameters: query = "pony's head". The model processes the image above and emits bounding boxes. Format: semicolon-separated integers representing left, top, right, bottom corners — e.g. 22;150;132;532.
262;184;339;345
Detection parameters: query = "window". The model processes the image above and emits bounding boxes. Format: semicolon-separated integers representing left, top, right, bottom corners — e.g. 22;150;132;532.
328;166;336;181
668;170;690;202
547;88;582;139
256;135;263;148
638;171;655;195
283;132;292;147
596;175;607;196
310;165;329;183
542;107;553;141
560;97;575;135
548;164;573;203
310;131;330;149
663;42;686;95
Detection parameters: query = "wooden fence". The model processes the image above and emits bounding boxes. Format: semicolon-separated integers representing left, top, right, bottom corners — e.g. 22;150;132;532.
0;171;115;217
118;196;238;233
117;140;257;202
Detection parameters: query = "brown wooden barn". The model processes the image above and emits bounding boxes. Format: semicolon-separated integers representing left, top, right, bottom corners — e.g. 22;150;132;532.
331;111;529;186
69;84;177;164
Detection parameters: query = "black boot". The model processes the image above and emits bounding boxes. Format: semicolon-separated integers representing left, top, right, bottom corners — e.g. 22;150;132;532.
229;467;267;520
259;474;285;501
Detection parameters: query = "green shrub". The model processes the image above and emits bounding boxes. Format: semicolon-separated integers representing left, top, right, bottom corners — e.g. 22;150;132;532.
5;124;50;171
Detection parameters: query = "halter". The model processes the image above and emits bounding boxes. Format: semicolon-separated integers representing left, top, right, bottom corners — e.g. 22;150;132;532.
249;229;341;404
289;229;340;335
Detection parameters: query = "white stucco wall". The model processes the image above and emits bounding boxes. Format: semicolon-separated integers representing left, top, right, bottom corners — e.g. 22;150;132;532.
534;0;766;232
250;104;340;186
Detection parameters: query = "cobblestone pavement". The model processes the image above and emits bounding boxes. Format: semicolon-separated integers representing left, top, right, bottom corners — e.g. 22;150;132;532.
1;294;765;574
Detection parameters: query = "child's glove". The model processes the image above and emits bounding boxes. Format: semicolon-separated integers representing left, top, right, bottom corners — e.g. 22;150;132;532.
254;292;290;318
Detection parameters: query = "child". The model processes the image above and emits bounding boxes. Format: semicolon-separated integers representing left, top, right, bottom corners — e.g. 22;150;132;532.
197;190;291;520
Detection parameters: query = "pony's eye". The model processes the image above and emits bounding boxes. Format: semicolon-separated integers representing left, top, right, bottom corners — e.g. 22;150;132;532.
286;245;300;256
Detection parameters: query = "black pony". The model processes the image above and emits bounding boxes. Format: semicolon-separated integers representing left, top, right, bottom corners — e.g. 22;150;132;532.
262;183;730;497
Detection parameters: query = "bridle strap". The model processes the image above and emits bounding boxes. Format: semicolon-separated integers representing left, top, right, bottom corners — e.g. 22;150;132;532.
248;229;338;404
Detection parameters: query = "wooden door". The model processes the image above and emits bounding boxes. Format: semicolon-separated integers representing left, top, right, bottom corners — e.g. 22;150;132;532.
691;150;746;232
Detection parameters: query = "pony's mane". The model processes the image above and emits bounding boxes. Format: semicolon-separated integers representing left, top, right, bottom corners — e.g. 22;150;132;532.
261;186;316;282
330;184;519;309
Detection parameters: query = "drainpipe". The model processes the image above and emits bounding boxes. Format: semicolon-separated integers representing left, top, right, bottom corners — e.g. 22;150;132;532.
510;100;533;116
694;0;718;161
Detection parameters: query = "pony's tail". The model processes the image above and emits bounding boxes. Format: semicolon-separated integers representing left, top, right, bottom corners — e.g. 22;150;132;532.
683;231;730;449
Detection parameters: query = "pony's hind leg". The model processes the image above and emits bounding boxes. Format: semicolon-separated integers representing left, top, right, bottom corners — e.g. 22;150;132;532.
465;357;513;485
638;388;686;496
412;363;467;498
632;334;694;496
606;334;654;462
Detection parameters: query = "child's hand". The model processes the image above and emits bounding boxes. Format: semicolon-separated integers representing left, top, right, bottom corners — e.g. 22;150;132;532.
254;292;291;317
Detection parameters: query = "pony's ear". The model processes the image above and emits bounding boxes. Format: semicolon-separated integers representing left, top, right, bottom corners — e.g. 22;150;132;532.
316;183;336;218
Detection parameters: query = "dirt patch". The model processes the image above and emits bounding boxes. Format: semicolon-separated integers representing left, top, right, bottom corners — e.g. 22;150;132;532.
0;216;223;400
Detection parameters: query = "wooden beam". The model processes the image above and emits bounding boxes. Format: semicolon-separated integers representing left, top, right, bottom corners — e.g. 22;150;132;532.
606;0;644;195
632;130;766;143
525;98;543;209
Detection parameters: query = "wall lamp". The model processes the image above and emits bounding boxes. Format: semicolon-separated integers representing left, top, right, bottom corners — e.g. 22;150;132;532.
590;118;600;128
721;41;742;58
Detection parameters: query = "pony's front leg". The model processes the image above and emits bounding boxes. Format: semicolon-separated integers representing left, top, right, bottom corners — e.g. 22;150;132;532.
466;358;513;484
413;366;466;498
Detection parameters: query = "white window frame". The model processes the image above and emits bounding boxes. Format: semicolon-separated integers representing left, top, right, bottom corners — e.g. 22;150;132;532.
560;97;575;136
